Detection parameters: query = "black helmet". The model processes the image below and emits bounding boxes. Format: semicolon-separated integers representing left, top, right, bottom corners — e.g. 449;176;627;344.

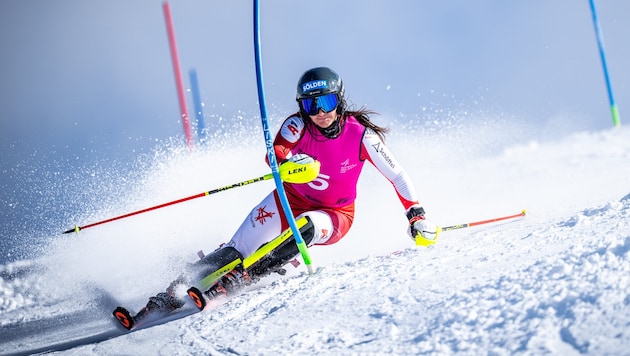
295;67;347;138
296;67;344;100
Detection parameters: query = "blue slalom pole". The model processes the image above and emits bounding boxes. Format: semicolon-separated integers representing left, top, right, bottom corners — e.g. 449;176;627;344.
252;0;313;273
589;0;621;126
189;69;207;144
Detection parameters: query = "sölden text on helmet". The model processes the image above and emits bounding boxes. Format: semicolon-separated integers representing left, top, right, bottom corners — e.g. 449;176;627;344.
302;80;328;94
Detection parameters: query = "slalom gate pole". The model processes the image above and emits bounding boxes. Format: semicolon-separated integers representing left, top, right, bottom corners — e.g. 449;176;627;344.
589;0;621;127
163;1;195;148
62;161;320;235
440;210;527;232
252;0;314;274
189;69;207;144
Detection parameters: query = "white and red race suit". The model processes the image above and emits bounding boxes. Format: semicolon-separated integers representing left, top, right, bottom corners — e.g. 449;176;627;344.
226;114;420;258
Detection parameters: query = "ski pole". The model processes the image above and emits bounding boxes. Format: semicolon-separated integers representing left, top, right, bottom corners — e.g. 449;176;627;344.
63;159;320;234
440;210;526;232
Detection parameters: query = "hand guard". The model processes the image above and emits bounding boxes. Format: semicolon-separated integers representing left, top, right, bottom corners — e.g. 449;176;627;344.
278;154;320;184
406;206;441;247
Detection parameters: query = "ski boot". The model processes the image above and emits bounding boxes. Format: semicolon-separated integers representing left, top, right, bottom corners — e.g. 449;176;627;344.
113;278;186;330
188;265;253;310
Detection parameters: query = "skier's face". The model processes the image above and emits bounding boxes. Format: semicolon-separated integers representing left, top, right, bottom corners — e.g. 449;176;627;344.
309;109;338;129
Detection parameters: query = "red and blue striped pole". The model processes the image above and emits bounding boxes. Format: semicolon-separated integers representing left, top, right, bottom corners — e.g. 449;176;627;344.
589;0;621;127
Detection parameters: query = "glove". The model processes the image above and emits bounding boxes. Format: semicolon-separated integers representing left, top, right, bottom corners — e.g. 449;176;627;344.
278;154;320;184
406;206;441;247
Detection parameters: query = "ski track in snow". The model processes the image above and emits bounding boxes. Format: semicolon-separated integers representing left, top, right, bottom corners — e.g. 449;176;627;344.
1;127;629;355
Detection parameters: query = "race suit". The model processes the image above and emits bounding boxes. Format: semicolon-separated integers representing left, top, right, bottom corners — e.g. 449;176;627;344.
226;114;420;258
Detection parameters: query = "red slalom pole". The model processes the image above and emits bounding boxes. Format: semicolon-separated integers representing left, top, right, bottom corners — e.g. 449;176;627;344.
163;1;194;149
441;210;526;232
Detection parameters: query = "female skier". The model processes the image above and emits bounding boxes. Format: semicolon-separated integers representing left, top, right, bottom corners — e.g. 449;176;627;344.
116;67;438;328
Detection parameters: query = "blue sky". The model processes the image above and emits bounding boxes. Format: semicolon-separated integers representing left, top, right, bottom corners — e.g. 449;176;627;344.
2;1;628;150
1;0;629;261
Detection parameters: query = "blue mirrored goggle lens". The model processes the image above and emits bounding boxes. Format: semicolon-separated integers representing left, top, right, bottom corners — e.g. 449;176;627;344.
300;93;339;115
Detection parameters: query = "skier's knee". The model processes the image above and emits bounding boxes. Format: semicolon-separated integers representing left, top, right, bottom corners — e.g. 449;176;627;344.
298;210;333;245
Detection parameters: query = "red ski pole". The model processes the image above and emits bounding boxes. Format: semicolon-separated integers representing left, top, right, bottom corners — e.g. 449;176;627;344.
62;158;320;234
440;210;527;232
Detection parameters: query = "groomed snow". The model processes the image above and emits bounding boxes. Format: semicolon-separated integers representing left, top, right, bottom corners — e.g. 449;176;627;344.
1;125;629;355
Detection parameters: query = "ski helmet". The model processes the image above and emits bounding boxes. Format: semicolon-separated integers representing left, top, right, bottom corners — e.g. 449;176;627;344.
296;67;344;99
295;67;347;138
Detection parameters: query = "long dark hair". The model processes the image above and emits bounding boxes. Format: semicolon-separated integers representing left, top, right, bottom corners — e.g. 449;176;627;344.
344;105;389;142
298;96;389;141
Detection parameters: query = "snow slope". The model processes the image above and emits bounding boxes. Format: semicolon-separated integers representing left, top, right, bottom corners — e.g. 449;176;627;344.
1;123;629;355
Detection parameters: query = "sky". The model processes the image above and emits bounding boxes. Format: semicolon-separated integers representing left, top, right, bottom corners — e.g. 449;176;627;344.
1;1;629;259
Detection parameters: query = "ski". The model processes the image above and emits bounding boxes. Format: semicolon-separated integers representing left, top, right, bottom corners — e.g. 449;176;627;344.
112;217;312;329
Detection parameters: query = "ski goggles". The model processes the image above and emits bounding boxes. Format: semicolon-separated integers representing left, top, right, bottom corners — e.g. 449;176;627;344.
298;93;339;115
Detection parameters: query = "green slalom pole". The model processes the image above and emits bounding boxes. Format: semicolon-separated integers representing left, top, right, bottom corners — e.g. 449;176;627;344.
589;0;621;126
